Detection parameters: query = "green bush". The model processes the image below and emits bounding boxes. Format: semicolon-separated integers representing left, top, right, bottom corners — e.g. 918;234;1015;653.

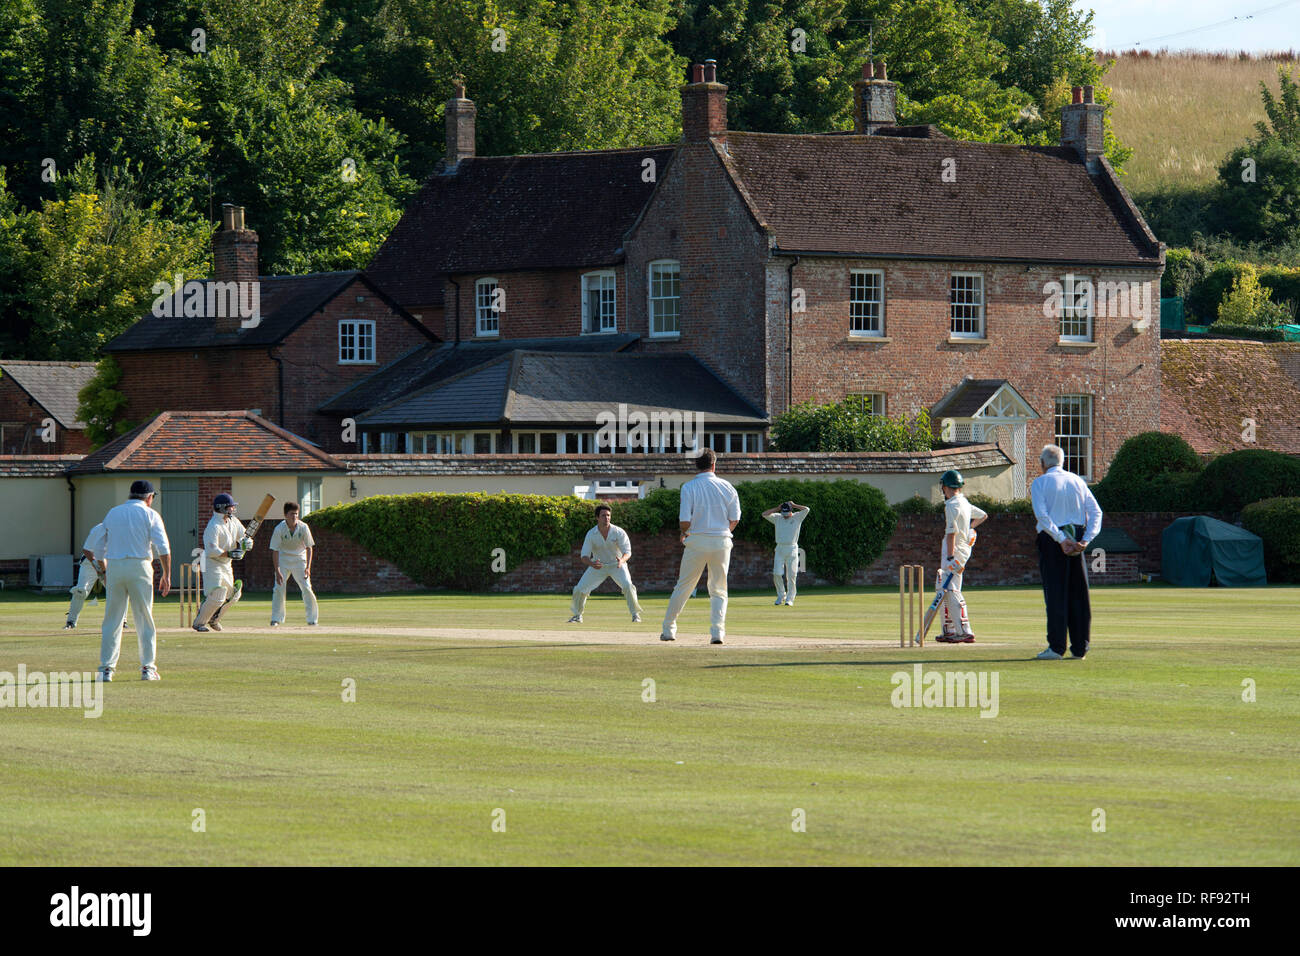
1241;497;1300;582
1199;449;1300;514
1093;471;1202;513
310;492;598;589
1106;432;1202;486
770;400;934;452
1214;264;1292;327
893;494;940;516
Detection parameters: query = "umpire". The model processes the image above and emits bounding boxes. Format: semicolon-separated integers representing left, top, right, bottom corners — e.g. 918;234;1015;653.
1029;444;1102;660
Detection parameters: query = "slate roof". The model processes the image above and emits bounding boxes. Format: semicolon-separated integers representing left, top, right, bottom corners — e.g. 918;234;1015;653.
0;455;84;477
716;132;1162;266
342;444;1010;476
355;351;767;429
0;360;98;428
105;272;433;352
67;411;346;474
366;147;677;308
319;334;639;415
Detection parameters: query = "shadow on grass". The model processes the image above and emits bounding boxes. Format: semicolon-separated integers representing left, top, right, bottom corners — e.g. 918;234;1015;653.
704;657;1053;669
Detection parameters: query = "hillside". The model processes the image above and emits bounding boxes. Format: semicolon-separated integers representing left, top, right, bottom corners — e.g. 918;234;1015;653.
1103;50;1298;193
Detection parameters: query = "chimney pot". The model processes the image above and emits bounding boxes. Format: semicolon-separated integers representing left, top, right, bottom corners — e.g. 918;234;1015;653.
853;60;897;134
691;63;705;83
874;60;887;81
1061;85;1106;167
862;61;873;80
1071;85;1083;104
681;60;726;141
703;59;717;83
1083;84;1094;104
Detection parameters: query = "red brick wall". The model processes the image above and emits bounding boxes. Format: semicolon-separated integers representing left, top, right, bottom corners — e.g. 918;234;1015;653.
783;258;1163;481
443;267;626;342
0;377;92;454
115;279;432;452
260;511;1202;594
625;141;771;414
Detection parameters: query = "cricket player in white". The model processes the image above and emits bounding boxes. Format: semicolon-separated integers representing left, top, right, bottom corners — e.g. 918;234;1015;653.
568;504;642;623
86;480;170;681
269;501;318;626
934;469;986;643
193;492;247;632
64;522;132;630
661;449;741;645
762;500;809;606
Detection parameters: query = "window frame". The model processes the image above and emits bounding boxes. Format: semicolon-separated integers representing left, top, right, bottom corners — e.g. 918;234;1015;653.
846;392;886;417
296;477;323;516
647;259;682;338
849;269;886;337
1054;394;1094;481
475;277;501;338
1059;274;1094;342
338;319;377;365
949;272;985;339
581;270;618;334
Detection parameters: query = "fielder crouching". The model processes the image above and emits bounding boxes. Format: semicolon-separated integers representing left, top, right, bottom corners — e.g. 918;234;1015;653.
568;504;643;624
192;492;248;632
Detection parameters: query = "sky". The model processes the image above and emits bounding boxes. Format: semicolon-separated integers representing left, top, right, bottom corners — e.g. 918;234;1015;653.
1074;0;1300;52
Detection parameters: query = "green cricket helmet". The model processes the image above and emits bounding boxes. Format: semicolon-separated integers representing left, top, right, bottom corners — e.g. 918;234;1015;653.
940;469;965;489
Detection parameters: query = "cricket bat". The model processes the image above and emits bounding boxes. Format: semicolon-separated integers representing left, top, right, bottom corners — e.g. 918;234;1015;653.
915;571;955;646
242;493;276;541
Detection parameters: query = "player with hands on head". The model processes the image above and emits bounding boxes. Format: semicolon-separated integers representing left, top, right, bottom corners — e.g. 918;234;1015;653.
762;500;810;606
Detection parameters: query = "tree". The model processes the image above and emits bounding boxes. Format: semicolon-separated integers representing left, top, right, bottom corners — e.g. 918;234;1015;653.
76;355;132;448
1217;69;1300;246
1215;263;1291;328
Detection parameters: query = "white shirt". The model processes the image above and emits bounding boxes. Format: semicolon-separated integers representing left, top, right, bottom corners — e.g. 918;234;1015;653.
764;509;808;548
82;523;107;561
581;524;632;566
1031;466;1103;544
269;520;315;557
88;499;170;561
679;471;741;536
204;512;247;564
944;495;987;564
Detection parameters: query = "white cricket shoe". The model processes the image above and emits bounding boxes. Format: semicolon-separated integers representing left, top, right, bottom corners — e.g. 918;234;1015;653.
1035;648;1064;660
660;632;675;641
632;613;642;623
269;621;280;627
209;620;223;632
141;665;161;681
785;599;795;606
97;666;113;682
710;636;724;645
567;615;582;624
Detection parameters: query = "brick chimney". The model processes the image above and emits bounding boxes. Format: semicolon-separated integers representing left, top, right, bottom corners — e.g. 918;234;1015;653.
853;60;897;133
445;78;476;169
211;204;258;334
1061;84;1106;170
680;60;727;143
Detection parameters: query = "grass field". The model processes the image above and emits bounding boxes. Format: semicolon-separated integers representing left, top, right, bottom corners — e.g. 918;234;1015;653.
1103;52;1298;192
1;584;1297;866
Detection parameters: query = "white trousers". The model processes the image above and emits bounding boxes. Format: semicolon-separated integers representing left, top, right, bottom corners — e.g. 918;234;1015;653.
773;546;800;603
570;563;641;616
195;558;239;627
100;558;158;670
936;559;971;635
272;557;319;624
662;535;732;640
67;558;99;625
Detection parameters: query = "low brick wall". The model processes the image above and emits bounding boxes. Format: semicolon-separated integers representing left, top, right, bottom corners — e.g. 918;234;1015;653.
221;512;1219;593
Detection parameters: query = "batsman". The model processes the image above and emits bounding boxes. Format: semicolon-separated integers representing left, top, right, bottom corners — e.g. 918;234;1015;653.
931;469;987;644
192;492;252;632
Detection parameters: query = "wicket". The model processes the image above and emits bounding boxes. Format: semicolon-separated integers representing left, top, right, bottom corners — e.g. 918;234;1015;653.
899;564;924;647
180;562;199;627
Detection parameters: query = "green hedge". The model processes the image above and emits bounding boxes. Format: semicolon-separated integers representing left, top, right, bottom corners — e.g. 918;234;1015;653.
770;401;934;452
1199;450;1300;514
1241;497;1300;582
1106;432;1201;486
891;493;1032;516
312;480;897;589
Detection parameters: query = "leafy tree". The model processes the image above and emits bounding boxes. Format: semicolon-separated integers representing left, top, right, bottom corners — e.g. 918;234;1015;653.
1214;263;1291;328
76;355;133;448
1217;70;1300;246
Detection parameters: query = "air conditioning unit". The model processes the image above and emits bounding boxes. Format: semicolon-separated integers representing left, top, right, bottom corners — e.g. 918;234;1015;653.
29;554;74;590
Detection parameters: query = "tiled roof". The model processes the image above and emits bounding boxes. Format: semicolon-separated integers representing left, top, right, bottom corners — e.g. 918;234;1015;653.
318;334;639;414
0;455;84;477
931;379;1040;419
105;272;433;352
355;351;768;429
67;411;347;474
717;132;1162;265
0;360;98;428
365;147;676;307
341;444;1010;476
1160;341;1300;456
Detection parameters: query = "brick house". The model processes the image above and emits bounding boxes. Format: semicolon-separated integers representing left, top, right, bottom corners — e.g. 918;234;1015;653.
105;206;438;452
0;360;97;454
362;63;1164;490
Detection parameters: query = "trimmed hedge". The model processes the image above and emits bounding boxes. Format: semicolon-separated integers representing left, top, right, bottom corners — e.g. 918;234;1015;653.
1105;432;1201;486
311;480;897;589
1199;450;1300;514
1241;497;1300;582
770;401;934;452
1091;431;1205;512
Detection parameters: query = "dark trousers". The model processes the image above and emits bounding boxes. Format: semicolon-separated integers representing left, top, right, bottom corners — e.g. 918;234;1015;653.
1037;531;1091;656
